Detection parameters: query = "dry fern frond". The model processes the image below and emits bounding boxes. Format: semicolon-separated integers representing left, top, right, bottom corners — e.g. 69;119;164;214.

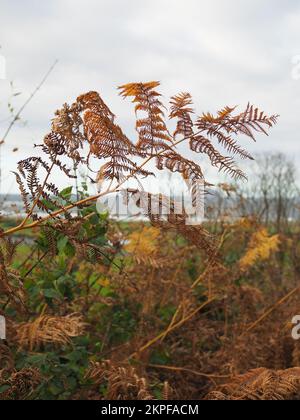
131;254;175;269
10;82;277;229
239;228;280;271
0;368;41;400
46;101;85;162
169;92;194;138
162;381;173;400
190;136;246;180
191;104;278;179
156;150;205;185
197;103;278;143
119;81;172;155
123;190;217;257
206;368;300;400
16;314;85;351
169;95;264;180
85;361;153;400
16;155;74;220
156;150;208;210
79;92;150;181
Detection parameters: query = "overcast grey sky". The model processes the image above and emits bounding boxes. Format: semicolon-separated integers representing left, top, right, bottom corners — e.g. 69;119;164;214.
1;0;300;193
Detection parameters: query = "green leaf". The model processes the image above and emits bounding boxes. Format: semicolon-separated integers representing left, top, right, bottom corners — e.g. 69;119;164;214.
0;385;10;393
43;289;61;300
60;186;73;199
57;236;69;253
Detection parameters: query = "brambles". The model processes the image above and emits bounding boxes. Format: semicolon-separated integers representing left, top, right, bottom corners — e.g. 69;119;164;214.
3;81;296;401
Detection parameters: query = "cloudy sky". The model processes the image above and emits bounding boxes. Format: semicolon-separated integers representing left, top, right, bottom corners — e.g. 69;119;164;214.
1;0;300;194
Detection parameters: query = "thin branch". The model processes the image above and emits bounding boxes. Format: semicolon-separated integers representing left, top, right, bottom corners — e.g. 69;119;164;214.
245;286;300;334
148;363;231;385
129;297;215;359
1;60;58;143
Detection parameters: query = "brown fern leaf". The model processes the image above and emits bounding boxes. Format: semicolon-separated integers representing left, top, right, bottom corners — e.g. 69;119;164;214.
123;190;217;258
156;150;208;210
230;103;279;138
169;92;194;138
157;150;205;184
118;81;172;155
78;91;150;181
162;381;173;400
206;368;300;400
12;172;30;213
85;361;153;400
46;101;85;162
41;226;57;256
189;136;247;180
77;90;115;120
196;104;278;159
16;314;85;351
169;95;249;179
0;368;41;400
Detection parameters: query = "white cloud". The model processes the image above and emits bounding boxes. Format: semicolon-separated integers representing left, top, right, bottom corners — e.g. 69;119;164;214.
0;0;300;193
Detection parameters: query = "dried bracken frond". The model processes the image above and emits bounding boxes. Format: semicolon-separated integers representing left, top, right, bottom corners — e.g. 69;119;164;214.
189;136;247;180
156;150;207;209
183;103;279;181
206;368;300;400
41;225;57;256
45;101;85;162
16;314;85;351
123;190;217;258
156;150;205;184
197;103;278;144
0;368;41;400
8;82;277;229
169;92;194;138
239;228;280;271
77;90;115;121
0;81;281;401
131;254;175;269
16;155;74;220
168;96;273;181
162;381;173;400
79;92;150;181
85;361;153;400
119;81;171;155
12;171;30;212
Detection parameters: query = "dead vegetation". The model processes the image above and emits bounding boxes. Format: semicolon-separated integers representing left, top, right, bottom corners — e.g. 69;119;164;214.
2;81;299;401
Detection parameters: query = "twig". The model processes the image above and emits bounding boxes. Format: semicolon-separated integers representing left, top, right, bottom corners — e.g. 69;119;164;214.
129;298;215;359
148;363;231;386
161;231;226;341
23;250;49;278
1;60;58;143
245;286;300;333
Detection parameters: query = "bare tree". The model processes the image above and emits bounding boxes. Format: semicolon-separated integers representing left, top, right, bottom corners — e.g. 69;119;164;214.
236;153;299;231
